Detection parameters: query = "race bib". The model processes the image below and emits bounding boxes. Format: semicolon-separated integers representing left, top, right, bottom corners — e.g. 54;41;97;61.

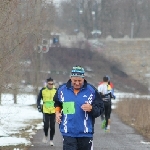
63;102;75;114
45;101;54;108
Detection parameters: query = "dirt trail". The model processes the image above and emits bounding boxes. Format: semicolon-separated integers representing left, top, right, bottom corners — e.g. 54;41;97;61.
28;112;150;150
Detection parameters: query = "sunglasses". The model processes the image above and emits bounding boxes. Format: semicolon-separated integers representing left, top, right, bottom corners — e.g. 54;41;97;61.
48;83;53;85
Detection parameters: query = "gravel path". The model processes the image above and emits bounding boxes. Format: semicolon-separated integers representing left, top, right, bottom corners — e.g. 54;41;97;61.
28;112;150;150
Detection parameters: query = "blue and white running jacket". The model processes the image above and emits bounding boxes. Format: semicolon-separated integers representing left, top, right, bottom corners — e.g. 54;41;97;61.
54;79;104;137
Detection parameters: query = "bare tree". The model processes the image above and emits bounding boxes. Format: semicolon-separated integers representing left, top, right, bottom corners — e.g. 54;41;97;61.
0;0;56;104
57;0;150;38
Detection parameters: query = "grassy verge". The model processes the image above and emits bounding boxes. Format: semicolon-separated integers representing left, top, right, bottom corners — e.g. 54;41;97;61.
114;98;150;140
0;144;29;150
0;119;42;150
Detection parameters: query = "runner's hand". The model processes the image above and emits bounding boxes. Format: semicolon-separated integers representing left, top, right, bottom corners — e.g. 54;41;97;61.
56;112;62;124
81;103;92;112
37;106;42;112
113;95;116;99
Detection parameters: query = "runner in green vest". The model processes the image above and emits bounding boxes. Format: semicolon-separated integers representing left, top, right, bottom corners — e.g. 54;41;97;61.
37;77;57;146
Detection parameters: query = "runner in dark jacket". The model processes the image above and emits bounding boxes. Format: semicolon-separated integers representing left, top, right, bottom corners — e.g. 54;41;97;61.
98;76;115;132
54;66;104;150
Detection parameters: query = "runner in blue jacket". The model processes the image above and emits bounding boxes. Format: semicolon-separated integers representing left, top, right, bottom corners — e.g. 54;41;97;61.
54;66;104;150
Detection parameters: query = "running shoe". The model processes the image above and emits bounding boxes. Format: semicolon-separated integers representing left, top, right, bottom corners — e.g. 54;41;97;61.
101;119;106;129
42;136;48;143
50;140;54;146
105;128;110;133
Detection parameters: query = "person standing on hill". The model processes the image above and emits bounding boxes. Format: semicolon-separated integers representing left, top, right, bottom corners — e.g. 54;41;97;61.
54;66;104;150
98;76;115;132
37;77;57;146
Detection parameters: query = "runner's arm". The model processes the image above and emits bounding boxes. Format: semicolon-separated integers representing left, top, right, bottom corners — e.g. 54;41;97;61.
90;90;104;118
53;90;62;112
37;89;43;107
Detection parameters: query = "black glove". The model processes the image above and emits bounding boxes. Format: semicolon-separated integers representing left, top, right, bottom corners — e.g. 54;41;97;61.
37;106;42;112
113;95;116;99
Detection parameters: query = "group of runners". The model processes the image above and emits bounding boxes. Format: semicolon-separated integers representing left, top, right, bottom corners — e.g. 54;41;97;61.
37;66;116;150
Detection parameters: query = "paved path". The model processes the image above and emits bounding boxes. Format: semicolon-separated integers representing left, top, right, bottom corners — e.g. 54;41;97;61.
28;112;150;150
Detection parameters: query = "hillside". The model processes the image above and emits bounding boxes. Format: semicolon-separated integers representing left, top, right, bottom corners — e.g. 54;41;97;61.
43;46;148;94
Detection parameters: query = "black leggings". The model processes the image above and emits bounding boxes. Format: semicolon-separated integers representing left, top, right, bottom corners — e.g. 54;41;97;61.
63;136;93;150
43;113;55;140
104;101;111;127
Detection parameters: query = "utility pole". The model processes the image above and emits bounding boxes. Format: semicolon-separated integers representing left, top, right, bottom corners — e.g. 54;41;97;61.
131;22;134;38
35;0;42;97
92;0;99;38
77;0;83;33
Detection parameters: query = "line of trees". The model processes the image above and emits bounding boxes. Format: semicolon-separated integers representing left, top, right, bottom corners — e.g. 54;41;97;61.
57;0;150;38
0;0;56;104
1;0;149;104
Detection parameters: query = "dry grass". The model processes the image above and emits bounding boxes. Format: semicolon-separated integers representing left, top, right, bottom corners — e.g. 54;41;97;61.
0;145;29;150
115;98;150;140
